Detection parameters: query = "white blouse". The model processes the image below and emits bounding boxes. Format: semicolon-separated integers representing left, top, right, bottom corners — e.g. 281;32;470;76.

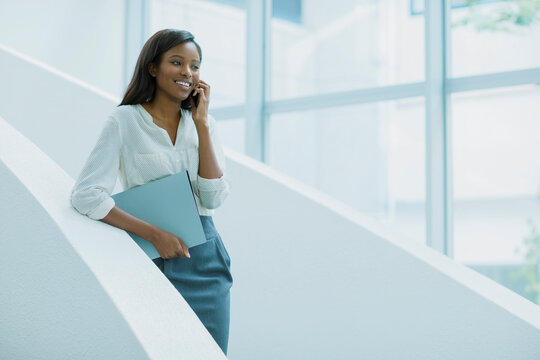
71;104;231;220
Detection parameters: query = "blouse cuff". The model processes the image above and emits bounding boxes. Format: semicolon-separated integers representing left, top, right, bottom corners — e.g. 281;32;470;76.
87;197;115;220
197;174;229;191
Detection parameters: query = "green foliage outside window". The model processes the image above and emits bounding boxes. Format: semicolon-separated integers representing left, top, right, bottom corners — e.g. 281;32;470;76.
453;0;540;31
511;219;540;304
453;0;540;305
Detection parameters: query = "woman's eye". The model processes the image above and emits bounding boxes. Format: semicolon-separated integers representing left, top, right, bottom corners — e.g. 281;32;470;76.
172;61;181;65
192;65;199;70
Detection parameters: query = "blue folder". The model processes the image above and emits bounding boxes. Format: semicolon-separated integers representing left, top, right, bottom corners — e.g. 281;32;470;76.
111;170;207;259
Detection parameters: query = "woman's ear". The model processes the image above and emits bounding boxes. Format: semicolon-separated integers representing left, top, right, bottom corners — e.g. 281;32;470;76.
148;63;157;78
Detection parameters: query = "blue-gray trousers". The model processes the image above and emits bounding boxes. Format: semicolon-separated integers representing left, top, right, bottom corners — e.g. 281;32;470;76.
152;216;233;355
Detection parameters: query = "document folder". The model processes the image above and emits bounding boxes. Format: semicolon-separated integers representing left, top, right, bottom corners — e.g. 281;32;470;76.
111;170;207;259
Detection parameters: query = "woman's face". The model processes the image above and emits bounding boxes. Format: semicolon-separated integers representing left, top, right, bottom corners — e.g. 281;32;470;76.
150;41;201;103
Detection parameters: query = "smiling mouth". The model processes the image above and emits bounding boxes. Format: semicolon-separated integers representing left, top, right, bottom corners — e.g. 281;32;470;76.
174;80;192;89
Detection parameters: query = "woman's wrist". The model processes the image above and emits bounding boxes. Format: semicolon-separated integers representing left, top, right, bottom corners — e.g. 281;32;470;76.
143;223;161;244
195;124;210;139
194;120;210;134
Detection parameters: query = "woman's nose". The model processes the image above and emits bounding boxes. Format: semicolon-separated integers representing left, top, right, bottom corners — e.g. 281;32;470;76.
180;65;191;77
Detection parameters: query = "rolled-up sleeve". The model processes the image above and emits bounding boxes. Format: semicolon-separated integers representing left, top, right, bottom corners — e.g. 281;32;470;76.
71;116;121;220
196;115;231;210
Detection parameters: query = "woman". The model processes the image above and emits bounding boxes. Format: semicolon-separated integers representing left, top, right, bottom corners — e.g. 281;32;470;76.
71;29;233;355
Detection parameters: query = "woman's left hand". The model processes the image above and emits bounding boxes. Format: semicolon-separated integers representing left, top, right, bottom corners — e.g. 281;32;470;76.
190;79;210;128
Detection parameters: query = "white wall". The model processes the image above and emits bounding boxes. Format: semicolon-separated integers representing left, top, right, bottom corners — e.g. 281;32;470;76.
0;44;121;187
214;150;540;359
0;0;126;97
0;117;227;359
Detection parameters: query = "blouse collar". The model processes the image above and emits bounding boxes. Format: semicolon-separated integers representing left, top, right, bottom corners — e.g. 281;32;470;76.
136;103;185;126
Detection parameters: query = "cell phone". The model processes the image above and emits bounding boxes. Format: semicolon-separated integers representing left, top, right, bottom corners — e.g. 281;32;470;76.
190;89;200;109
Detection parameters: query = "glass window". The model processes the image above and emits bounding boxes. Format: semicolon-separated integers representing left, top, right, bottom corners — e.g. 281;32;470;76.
270;0;425;100
216;118;245;154
149;0;246;107
206;0;301;23
450;1;540;77
272;0;302;24
411;0;501;15
451;85;540;303
268;98;426;244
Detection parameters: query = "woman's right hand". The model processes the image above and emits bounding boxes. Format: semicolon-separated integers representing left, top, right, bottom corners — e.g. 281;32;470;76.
148;226;191;259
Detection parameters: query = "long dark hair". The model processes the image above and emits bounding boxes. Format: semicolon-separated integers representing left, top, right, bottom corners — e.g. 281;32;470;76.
119;29;202;110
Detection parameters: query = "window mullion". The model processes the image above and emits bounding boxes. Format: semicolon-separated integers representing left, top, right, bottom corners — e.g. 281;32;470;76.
425;0;453;256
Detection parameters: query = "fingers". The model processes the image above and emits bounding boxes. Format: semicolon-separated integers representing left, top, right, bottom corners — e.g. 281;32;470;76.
177;240;190;258
165;250;189;259
192;87;205;102
182;242;191;258
162;245;190;259
195;80;210;98
198;80;210;89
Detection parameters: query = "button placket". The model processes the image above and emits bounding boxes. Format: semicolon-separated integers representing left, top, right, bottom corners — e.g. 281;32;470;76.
174;152;180;171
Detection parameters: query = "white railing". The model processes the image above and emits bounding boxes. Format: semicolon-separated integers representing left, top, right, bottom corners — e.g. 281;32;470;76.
0;117;227;359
